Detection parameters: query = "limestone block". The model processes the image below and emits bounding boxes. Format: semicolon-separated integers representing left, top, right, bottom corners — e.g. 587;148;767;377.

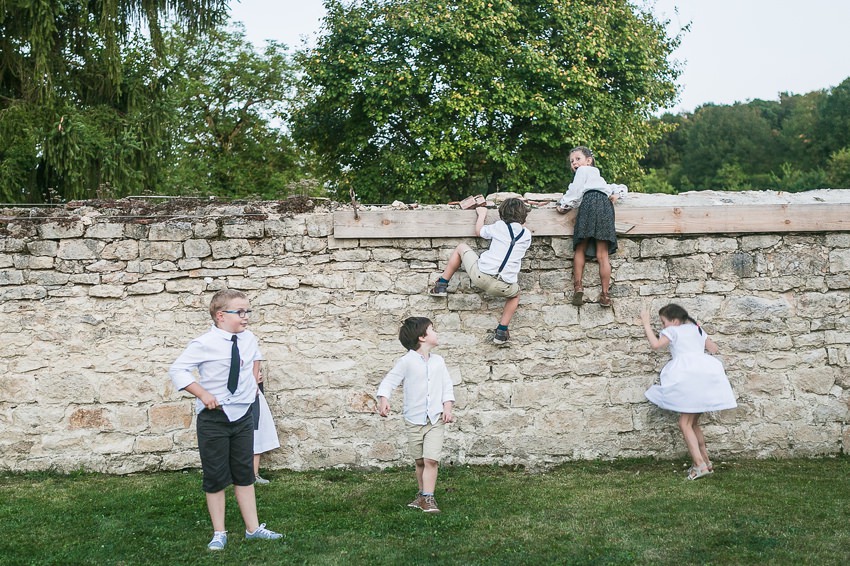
120;223;147;239
39;221;85;239
741;235;782;251
371;248;403;262
223;221;264;239
68;407;112;430
614;259;667;282
541;304;580;327
26;271;70;286
126;282;164;295
85;222;125;239
285;236;328;253
2;237;29;252
640;238;698;258
828;248;850;273
183;239;212;258
139;241;183;261
393;273;428;295
126;260;153;274
149;404;193;432
265;217;306;237
267;276;300;289
447;293;483;311
100;272;139;284
149;222;193;241
302;445;358;468
306;214;333;237
333;248;372;262
27;240;58;257
69;273;101;285
0;374;37;402
91;432;136;455
724;295;791;321
327;235;361;249
177;258;202;270
696;237;739;253
367;442;399;461
210;239;251;259
57;239;105;260
89;285;124;298
348;392;378;414
0;285;47;301
225;277;265;290
85;260;126;273
0;270;25;285
165;279;205;294
354;271;392;292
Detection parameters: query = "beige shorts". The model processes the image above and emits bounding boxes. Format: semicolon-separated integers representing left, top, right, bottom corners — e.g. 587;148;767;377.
405;418;445;461
461;249;520;298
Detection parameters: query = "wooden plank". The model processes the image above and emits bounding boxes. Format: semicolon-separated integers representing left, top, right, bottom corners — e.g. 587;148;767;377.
333;203;850;238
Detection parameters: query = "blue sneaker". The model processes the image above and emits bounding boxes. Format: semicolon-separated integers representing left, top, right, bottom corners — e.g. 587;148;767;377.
246;523;283;540
207;531;227;551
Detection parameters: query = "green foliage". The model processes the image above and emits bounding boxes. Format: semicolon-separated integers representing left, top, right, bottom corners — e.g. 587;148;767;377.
3;459;850;564
641;79;850;194
0;1;228;202
826;147;850;188
160;26;308;199
294;0;680;203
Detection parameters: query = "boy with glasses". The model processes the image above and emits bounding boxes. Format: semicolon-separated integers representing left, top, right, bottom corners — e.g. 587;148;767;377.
169;289;282;551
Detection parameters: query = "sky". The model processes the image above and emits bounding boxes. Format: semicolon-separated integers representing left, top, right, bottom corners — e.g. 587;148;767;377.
228;0;850;114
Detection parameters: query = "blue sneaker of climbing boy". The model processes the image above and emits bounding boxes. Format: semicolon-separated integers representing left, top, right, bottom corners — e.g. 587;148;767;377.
245;523;283;540
207;532;227;551
429;280;448;296
493;328;510;345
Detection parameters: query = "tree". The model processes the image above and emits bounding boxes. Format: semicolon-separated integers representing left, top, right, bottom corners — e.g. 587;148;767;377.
0;1;227;202
293;0;680;203
161;26;306;198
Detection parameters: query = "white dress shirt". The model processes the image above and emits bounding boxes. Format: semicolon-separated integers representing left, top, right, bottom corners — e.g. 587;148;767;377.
558;165;628;208
477;220;532;284
169;325;262;421
377;350;455;425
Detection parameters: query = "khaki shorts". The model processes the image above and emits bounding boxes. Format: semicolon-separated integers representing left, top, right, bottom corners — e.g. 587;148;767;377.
461;249;520;298
405;418;445;461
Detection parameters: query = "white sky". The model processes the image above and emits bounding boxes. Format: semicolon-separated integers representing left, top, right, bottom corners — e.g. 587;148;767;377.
228;0;850;114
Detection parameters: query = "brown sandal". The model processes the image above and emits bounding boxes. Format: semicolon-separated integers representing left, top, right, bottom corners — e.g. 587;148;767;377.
599;292;612;307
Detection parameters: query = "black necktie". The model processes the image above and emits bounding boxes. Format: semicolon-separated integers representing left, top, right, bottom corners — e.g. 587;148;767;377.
227;335;240;394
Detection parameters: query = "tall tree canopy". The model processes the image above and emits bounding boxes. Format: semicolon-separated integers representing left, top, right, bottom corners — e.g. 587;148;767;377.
0;0;227;202
293;0;680;204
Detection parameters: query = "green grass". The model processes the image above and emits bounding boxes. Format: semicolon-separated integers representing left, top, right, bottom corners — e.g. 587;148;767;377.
2;458;849;565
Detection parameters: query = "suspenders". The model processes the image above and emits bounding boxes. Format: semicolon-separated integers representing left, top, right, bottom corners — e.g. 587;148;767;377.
497;223;525;277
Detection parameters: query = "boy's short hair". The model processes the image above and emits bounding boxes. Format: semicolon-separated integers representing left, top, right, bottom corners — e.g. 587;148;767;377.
498;198;528;225
398;316;433;351
209;289;248;321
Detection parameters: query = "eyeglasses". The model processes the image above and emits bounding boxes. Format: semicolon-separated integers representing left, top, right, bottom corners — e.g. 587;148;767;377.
221;309;253;318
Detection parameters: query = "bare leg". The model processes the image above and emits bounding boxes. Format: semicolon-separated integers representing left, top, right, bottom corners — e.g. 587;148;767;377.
422;458;440;494
440;243;471;281
253;454;260;477
694;420;711;467
206;490;226;532
414;458;425;492
573;239;587;290
596;241;611;295
500;294;520;326
234;484;260;534
678;413;706;468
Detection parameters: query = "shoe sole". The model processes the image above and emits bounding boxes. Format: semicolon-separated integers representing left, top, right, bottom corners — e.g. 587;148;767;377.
572;291;583;306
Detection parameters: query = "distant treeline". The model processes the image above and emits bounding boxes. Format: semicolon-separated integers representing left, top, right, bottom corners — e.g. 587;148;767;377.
639;77;850;193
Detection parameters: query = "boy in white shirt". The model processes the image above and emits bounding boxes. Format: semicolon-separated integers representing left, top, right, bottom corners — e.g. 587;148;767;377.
429;198;532;345
169;289;282;551
377;317;455;513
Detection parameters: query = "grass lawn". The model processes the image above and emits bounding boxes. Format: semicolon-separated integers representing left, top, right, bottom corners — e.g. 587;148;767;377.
1;457;849;565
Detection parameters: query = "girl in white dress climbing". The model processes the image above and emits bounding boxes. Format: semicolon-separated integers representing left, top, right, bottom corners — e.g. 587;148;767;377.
640;303;737;480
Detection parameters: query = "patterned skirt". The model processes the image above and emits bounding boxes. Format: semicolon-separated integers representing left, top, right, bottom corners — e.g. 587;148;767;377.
573;190;617;258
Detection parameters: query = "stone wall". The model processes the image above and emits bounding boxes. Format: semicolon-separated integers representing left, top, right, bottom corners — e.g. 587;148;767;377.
1;197;849;474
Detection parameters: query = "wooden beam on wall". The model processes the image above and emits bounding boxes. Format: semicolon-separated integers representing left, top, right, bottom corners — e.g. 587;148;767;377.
333;202;850;239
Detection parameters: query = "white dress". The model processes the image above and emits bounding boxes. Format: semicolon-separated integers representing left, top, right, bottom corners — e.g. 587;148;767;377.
253;389;280;455
644;324;737;413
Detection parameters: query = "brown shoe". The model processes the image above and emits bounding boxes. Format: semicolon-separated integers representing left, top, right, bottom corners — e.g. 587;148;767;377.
407;494;424;509
599;292;612;307
571;286;584;306
420;494;441;513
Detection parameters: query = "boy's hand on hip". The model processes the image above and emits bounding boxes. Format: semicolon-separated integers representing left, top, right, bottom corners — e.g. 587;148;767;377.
443;411;454;423
378;397;390;417
199;391;219;410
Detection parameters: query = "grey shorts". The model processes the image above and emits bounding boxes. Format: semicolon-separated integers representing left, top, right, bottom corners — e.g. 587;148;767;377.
461;249;520;298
